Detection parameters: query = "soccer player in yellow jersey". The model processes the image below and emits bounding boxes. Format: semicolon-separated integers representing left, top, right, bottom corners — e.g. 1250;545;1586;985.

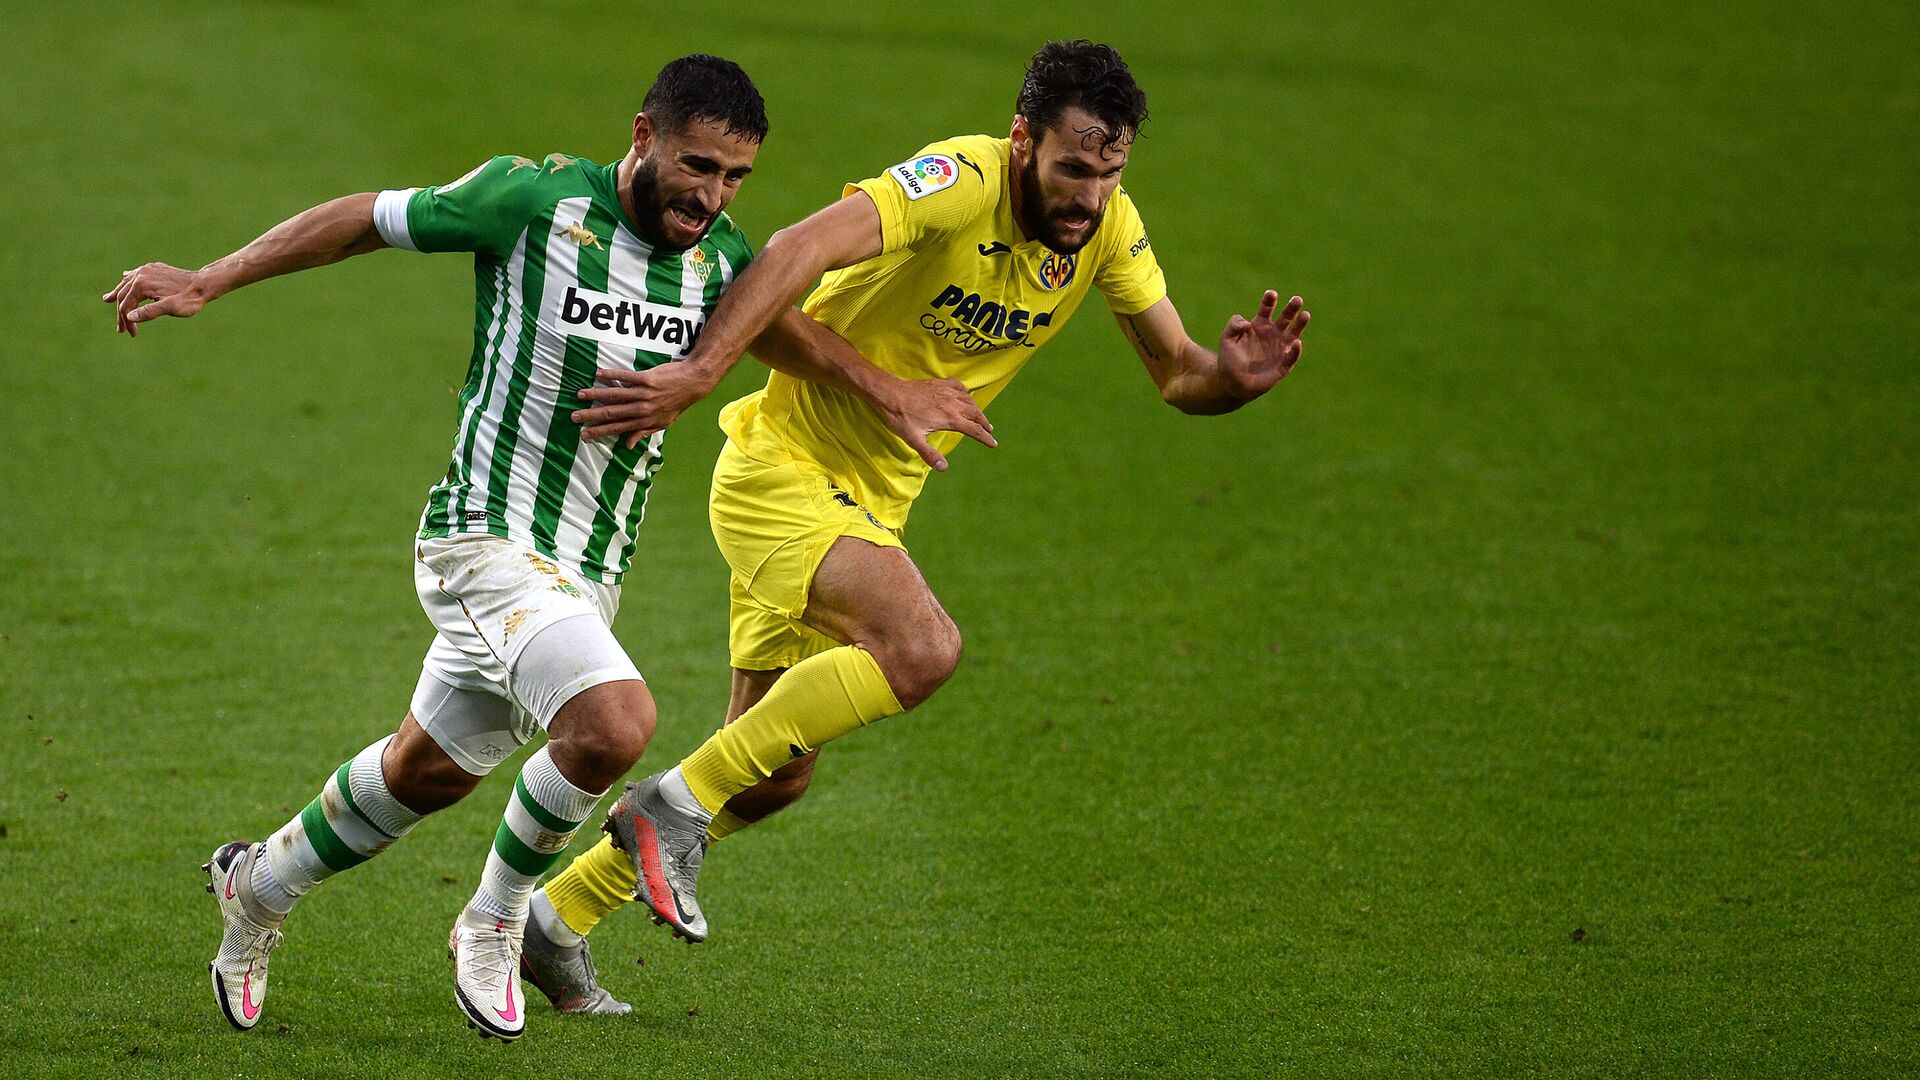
522;40;1309;1008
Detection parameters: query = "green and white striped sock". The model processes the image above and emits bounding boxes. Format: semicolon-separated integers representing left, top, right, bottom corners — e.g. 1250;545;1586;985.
259;735;425;913
469;746;605;921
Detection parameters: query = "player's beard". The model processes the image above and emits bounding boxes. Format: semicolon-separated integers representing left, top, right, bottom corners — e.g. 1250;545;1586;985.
627;158;713;252
1016;160;1103;256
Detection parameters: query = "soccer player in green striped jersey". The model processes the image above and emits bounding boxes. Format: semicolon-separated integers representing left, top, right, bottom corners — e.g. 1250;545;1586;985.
104;54;991;1041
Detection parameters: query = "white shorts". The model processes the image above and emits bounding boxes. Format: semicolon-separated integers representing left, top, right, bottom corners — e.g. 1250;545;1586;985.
411;534;642;774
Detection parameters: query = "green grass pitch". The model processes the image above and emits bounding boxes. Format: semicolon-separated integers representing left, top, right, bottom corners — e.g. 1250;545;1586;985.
2;1;1915;1075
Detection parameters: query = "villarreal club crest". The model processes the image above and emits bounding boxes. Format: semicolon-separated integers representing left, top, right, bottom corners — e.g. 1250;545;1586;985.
1037;251;1076;291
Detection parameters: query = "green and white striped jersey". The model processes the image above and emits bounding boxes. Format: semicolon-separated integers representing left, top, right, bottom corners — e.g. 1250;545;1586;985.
373;153;752;584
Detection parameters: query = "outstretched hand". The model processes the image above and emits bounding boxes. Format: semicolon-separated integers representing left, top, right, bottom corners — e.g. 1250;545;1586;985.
1216;290;1310;398
103;263;207;336
574;363;726;448
875;377;998;471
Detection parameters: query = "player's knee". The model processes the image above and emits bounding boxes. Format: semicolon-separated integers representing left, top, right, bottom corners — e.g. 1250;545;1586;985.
585;685;656;765
875;619;961;709
552;680;656;776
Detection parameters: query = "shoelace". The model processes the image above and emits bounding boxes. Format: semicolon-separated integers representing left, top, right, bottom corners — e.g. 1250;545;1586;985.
464;925;519;984
576;937;602;988
225;926;282;973
662;832;706;897
662;819;707;868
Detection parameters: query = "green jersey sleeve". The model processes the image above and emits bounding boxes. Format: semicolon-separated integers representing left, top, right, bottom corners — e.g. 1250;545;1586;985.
373;155;547;258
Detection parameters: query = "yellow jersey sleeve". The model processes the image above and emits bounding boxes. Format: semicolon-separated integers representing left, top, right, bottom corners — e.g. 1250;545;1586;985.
846;141;994;256
1092;189;1167;315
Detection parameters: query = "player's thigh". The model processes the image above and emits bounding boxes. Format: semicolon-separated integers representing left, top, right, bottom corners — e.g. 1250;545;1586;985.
409;647;527;777
802;535;956;649
413;536;640;769
413;535;614;698
725;568;840;672
511;613;644;732
709;441;907;633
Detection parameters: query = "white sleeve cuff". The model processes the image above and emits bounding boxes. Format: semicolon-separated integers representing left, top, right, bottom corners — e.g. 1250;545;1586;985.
373;188;420;251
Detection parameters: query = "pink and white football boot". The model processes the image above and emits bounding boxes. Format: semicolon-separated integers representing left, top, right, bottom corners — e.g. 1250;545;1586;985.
203;841;286;1031
449;905;528;1041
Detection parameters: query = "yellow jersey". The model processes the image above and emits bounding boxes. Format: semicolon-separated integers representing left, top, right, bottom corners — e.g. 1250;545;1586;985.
717;134;1167;530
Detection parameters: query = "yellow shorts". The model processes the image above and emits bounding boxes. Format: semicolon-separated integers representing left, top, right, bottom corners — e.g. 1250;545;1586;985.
708;435;904;670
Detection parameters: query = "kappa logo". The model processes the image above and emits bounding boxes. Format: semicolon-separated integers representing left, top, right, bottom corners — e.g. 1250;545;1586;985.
888;153;959;200
506;156;540;175
1037;251;1076;291
544;153;577;173
556;221;604;249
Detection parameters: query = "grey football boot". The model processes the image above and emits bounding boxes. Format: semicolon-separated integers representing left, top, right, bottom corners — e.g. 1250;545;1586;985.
520;891;632;1015
603;774;710;943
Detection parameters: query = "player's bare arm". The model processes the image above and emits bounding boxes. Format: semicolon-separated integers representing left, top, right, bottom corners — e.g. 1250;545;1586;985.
103;194;388;336
577;302;997;470
1118;289;1311;415
571;191;887;443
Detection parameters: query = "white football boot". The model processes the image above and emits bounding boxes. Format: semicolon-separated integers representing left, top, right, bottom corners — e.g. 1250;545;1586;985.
449;905;528;1040
203;841;286;1031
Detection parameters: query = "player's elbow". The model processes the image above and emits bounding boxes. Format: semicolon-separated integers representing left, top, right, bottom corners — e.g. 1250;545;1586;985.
761;223;833;279
1160;380;1241;416
1170;395;1242;416
763;222;803;255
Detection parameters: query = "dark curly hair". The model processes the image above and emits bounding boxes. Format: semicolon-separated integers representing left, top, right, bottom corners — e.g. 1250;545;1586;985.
643;54;769;142
1015;40;1148;151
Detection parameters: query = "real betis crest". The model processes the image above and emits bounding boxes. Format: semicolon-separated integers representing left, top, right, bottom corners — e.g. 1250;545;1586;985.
685;246;712;284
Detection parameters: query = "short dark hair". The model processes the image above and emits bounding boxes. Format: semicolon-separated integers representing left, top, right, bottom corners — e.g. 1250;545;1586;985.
642;54;769;142
1016;40;1148;151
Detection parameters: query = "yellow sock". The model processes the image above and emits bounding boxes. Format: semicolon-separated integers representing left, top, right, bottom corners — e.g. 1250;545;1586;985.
679;645;902;813
542;835;636;937
707;808;751;844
